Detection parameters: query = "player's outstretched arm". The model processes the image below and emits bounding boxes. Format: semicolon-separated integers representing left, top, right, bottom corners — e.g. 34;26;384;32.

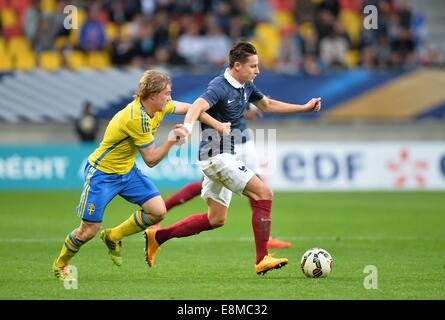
183;98;211;134
254;96;321;114
173;100;231;135
138;126;187;168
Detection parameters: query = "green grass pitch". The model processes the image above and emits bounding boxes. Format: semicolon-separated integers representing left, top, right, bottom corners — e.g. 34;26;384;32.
0;191;444;300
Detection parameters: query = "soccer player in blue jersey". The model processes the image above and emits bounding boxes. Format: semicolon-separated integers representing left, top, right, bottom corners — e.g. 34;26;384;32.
151;105;292;249
144;41;321;275
51;70;228;280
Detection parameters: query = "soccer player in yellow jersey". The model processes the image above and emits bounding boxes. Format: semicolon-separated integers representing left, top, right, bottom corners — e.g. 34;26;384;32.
52;70;228;280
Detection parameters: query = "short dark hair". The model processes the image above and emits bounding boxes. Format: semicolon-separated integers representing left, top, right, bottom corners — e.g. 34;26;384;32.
229;41;257;68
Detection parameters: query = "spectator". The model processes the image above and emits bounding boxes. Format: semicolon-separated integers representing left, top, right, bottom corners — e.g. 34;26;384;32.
275;26;302;74
374;32;392;68
177;22;206;65
75;102;99;143
132;19;157;67
110;24;136;66
320;23;349;69
249;0;273;23
32;15;57;53
301;27;321;76
79;4;106;52
391;27;415;67
203;21;231;68
23;0;40;43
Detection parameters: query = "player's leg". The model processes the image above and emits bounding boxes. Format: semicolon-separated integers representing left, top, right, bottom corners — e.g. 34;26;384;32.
144;176;231;267
53;164;112;278
243;175;288;274
236;140;291;249
52;220;101;280
165;180;203;211
150;179;203;231
100;166;162;266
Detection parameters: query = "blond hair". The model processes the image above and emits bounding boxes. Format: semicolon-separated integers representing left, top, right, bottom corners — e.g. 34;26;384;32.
133;70;171;101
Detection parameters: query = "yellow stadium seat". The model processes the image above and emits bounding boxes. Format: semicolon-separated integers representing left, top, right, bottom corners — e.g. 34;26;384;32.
41;0;56;14
120;22;133;40
39;51;62;71
14;52;37;71
346;50;360;68
339;11;362;46
252;23;280;69
66;50;86;71
69;28;79;46
55;36;70;50
299;22;316;38
0;52;13;71
0;36;5;54
1;7;17;28
76;7;87;28
87;51;111;70
273;11;295;29
105;22;118;42
7;36;32;56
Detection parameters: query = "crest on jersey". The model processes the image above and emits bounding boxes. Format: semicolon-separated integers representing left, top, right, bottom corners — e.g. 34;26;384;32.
87;203;95;215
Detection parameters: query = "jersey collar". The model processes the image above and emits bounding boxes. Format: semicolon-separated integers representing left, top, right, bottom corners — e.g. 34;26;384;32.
140;98;154;118
224;68;244;89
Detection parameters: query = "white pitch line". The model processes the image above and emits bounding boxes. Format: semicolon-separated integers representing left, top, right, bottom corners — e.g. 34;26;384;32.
0;235;442;243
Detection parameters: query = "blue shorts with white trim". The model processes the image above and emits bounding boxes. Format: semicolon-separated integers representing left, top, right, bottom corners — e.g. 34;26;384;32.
76;162;160;223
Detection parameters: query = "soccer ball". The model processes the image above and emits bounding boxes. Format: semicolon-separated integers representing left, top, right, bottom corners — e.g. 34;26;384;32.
300;248;333;278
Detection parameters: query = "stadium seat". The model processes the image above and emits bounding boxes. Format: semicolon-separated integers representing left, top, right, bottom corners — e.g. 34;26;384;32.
0;52;13;71
299;22;316;38
346;50;360;68
105;22;118;43
41;0;56;14
14;52;36;71
273;11;295;29
87;51;111;70
76;7;87;29
120;22;134;40
39;51;62;71
66;50;86;71
252;23;280;69
7;36;32;56
55;36;70;50
10;0;30;12
69;28;79;46
1;7;17;29
339;11;361;46
0;36;5;54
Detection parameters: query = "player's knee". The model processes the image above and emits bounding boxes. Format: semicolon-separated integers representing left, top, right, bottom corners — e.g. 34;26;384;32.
258;187;273;200
148;207;166;223
209;215;226;228
76;223;100;242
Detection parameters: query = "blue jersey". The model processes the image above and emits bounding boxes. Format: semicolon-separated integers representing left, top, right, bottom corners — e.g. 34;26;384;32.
199;69;264;160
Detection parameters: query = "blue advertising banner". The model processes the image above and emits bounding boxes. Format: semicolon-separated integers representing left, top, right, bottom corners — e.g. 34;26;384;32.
0;144;201;190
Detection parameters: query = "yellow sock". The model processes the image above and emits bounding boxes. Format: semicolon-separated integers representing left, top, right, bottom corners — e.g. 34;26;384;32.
109;210;153;242
55;231;85;267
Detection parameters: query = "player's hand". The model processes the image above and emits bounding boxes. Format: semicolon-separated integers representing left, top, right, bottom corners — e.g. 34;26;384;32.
168;124;188;145
304;97;321;113
219;122;231;136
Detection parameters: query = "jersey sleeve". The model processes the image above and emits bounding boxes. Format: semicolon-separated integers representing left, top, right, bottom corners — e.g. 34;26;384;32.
124;117;155;149
248;84;265;103
200;82;226;107
163;100;175;115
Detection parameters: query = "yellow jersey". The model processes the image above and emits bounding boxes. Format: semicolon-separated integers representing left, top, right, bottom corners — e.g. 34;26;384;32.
88;98;175;174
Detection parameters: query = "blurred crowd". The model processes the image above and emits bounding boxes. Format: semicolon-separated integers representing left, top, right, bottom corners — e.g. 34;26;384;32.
0;0;443;74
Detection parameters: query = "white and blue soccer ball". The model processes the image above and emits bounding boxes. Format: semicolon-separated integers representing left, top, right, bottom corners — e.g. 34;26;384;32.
300;248;333;278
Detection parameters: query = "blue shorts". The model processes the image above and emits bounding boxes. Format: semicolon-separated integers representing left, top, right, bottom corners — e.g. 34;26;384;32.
76;162;160;223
